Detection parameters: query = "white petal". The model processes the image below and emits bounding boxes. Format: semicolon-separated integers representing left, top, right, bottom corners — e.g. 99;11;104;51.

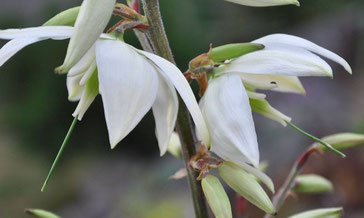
0;38;42;67
242;74;306;95
224;0;299;7
223;44;333;77
152;73;179;156
250;98;291;126
246;90;266;100
96;40;159;148
201;74;259;167
72;70;98;120
138;50;211;147
243;79;278;91
254;34;352;74
61;0;116;72
80;61;97;86
239;162;275;193
67;74;83;101
0;26;73;40
0;26;73;67
68;44;96;77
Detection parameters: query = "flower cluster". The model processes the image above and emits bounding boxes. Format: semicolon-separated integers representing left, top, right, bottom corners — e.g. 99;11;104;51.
0;0;354;217
0;2;209;155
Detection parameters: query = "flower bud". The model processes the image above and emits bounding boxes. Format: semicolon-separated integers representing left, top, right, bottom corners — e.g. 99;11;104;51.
224;0;300;7
218;162;276;215
209;43;264;62
249;98;291;126
202;175;232;218
25;209;60;218
293;174;333;194
167;132;182;159
318;133;364;151
43;7;80;26
288;207;343;218
60;0;116;73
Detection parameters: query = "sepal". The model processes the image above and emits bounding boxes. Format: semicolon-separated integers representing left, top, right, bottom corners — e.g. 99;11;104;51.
43;7;80;26
209;43;264;62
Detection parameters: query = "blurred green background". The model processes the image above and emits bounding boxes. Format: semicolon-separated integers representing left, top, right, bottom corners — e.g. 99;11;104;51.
0;0;363;217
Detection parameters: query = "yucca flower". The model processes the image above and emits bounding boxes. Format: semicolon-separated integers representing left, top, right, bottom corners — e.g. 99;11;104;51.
201;34;352;169
0;26;210;155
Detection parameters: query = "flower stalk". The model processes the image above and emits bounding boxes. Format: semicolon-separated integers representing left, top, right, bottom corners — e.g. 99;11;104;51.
264;146;318;218
141;0;209;217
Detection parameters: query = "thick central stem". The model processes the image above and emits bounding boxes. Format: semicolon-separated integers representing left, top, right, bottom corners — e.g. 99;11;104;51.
141;0;209;217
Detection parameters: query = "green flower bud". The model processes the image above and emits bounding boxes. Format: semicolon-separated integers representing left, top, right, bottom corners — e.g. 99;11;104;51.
288;207;343;218
293;174;333;194
318;133;364;151
167;132;182;159
209;43;264;62
43;7;80;26
224;0;300;7
218;162;276;215
249;98;291;126
25;209;60;218
202;175;232;218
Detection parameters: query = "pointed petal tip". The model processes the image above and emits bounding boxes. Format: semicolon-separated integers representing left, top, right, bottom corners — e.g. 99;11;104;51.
299;88;307;96
109;133;126;150
160;149;168;157
346;65;353;75
110;142;117;150
281;117;291;126
72;112;82;121
55;65;67;74
294;0;300;6
109;135;123;150
324;68;334;78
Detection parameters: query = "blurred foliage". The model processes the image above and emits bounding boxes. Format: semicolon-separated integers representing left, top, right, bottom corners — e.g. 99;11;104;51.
0;0;363;217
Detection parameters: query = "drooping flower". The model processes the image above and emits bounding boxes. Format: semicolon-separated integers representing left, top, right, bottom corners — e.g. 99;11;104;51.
224;0;300;7
0;26;210;155
200;34;352;169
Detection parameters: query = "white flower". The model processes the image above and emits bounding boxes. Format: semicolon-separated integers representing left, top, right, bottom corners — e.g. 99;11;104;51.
60;0;116;72
201;73;260;167
224;0;300;7
201;33;352;169
0;26;210;155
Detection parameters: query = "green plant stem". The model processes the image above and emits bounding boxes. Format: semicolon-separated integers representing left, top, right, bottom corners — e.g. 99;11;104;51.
41;116;78;192
141;0;209;217
134;29;154;53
